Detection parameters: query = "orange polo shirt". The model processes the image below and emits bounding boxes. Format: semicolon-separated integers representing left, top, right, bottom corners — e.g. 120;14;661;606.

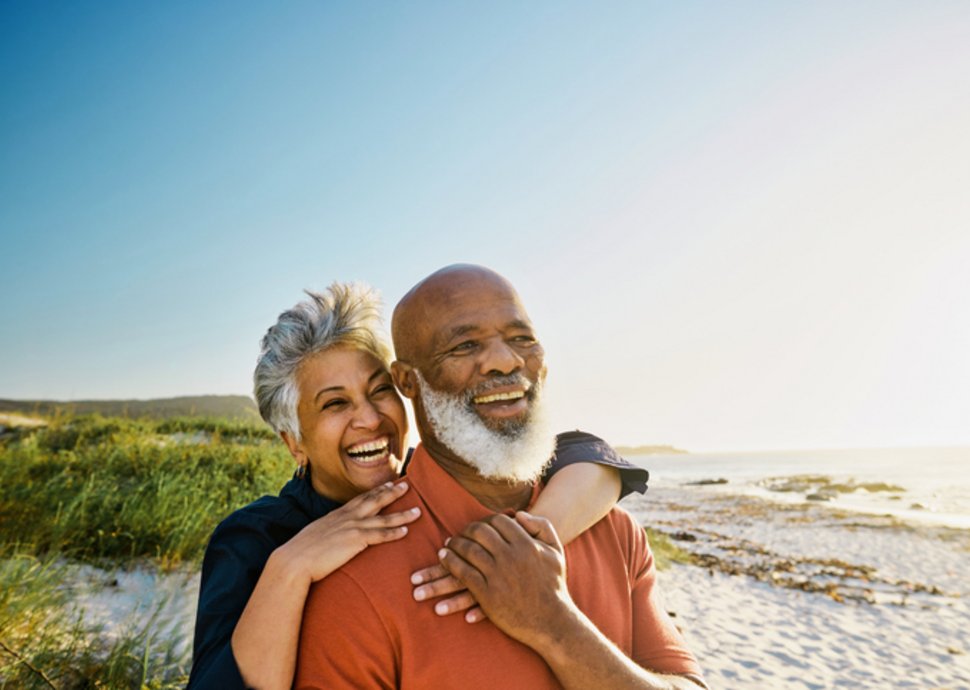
295;445;702;689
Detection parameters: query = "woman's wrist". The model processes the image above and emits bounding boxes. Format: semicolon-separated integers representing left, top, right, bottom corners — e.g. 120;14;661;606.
267;540;314;591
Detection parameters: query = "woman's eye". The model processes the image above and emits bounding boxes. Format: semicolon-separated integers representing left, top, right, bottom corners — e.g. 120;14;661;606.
322;399;347;411
371;384;395;396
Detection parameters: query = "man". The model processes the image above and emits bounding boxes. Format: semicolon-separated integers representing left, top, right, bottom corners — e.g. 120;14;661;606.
295;265;706;689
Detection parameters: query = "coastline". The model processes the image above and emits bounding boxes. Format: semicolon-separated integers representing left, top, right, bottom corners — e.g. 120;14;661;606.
624;484;970;689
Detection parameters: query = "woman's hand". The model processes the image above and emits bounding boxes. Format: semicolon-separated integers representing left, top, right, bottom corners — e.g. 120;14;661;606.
232;480;418;690
277;480;420;585
410;562;486;623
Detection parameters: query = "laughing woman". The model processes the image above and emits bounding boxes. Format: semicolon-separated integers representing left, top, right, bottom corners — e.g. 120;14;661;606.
187;283;646;690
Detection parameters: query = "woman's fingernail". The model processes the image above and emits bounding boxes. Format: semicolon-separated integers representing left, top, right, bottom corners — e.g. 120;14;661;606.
409;507;420;515
438;548;448;560
410;572;423;585
435;602;448;615
414;587;427;601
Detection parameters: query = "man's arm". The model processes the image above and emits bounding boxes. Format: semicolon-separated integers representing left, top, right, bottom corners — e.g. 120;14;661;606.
409;461;622;620
439;513;707;690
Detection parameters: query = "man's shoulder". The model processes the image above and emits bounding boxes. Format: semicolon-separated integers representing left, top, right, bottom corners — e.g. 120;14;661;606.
321;487;440;585
568;505;650;576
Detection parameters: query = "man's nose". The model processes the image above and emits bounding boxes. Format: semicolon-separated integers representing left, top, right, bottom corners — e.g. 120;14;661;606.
351;400;381;429
480;338;525;376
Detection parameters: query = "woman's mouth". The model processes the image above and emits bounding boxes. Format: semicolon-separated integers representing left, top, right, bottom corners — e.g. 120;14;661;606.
345;436;394;466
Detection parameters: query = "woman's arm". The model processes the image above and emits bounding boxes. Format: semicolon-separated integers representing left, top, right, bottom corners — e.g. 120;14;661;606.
197;481;419;690
412;431;644;620
531;461;622;543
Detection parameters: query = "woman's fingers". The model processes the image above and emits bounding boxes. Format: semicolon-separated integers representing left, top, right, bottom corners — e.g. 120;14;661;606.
412;572;465;602
365;506;421;528
464;605;487;624
410;563;448;586
346;480;410;516
431;591;478;616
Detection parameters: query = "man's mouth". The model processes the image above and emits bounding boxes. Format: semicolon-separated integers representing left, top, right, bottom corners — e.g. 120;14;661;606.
345;436;393;465
473;390;526;405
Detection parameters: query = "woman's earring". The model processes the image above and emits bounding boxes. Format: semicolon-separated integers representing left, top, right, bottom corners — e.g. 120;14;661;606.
296;463;307;479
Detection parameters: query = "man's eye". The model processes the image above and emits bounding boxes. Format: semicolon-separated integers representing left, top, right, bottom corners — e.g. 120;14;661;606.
451;341;478;353
511;335;536;344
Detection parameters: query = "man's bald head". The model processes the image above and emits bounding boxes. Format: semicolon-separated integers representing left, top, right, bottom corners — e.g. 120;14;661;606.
391;264;522;365
390;264;552;481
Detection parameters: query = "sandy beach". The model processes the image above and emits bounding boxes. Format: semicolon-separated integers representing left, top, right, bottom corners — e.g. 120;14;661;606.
624;484;970;689
67;480;970;689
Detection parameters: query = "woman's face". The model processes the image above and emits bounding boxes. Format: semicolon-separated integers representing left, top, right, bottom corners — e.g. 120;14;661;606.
285;346;408;503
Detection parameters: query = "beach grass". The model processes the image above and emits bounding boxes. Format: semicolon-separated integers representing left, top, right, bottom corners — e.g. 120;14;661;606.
0;549;189;689
0;414;292;687
0;414;291;567
645;528;693;570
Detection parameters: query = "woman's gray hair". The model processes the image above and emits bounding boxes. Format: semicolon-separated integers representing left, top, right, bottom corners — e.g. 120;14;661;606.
254;282;392;441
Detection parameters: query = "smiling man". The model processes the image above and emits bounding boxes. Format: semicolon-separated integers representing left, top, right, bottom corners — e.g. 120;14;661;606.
294;265;706;690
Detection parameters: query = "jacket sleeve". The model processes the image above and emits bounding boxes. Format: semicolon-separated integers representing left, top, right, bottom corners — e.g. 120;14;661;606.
545;430;649;499
187;518;277;690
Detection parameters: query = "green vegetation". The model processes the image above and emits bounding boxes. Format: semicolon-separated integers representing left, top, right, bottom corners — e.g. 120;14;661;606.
645;528;693;570
0;414;294;687
0;395;261;423
0;414;291;567
0;551;188;689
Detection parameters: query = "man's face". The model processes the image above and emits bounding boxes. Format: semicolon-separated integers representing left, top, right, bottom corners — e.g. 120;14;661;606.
394;270;555;481
415;275;546;434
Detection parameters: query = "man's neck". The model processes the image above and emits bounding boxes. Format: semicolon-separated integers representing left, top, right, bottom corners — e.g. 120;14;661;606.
422;440;535;513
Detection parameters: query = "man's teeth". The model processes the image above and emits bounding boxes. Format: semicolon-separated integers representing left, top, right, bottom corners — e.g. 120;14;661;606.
347;438;390;456
474;391;525;404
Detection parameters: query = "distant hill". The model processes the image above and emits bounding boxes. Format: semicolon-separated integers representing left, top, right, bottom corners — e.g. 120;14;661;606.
615;444;687;456
0;395;262;422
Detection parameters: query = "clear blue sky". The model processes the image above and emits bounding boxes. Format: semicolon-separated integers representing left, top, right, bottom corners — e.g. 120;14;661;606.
3;2;968;451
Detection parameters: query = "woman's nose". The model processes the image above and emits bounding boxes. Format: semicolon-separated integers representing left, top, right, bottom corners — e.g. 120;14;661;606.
351;400;381;429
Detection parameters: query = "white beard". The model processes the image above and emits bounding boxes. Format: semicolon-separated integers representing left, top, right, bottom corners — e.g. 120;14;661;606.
414;371;557;483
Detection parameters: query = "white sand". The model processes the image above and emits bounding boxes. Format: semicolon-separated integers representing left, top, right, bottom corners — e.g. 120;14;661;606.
67;564;199;659
624;487;970;690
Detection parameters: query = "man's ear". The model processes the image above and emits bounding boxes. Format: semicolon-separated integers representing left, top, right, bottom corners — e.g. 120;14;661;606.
391;361;418;399
280;430;306;463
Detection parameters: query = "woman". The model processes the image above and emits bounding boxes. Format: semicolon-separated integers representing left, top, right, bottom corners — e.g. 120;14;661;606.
188;283;647;689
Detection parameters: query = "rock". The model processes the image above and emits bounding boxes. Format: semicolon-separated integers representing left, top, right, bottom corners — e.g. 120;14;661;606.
686;478;729;486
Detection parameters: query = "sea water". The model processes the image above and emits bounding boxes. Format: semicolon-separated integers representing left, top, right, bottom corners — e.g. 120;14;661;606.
627;447;970;529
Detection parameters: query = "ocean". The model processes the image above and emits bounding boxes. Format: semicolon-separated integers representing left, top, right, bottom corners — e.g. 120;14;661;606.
626;446;970;529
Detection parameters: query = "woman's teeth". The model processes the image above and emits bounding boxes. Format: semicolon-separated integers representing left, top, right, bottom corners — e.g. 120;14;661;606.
347;437;390;458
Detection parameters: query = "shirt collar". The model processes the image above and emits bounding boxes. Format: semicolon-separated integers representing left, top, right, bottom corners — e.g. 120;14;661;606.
406;444;541;535
279;470;343;519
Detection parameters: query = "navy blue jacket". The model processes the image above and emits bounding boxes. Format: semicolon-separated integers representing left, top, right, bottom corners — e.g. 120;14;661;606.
187;431;647;689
